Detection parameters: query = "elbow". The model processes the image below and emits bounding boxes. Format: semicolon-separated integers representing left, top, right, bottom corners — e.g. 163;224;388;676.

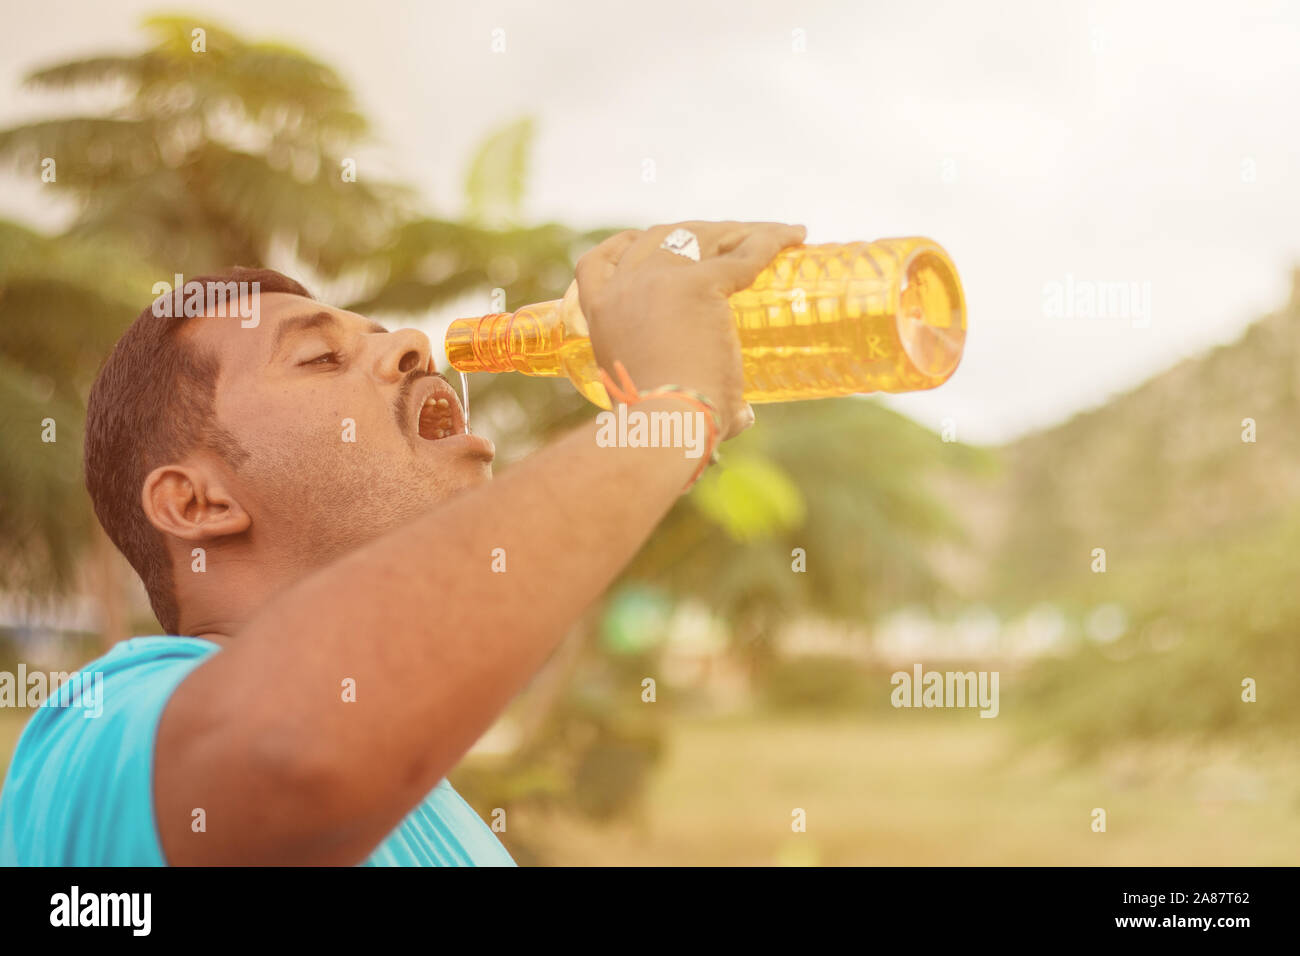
243;727;432;865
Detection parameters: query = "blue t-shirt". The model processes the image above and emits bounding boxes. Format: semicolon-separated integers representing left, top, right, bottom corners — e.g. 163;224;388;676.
0;636;515;866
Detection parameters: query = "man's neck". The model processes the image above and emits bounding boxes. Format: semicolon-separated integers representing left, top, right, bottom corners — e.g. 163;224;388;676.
175;552;307;645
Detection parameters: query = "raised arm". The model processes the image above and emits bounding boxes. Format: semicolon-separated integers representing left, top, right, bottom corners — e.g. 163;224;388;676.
154;221;806;865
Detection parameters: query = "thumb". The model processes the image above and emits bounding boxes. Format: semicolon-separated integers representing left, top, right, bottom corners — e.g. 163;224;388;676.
723;402;755;441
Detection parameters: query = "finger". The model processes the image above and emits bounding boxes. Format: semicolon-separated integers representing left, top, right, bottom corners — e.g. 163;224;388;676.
719;401;755;441
705;224;807;294
622;221;749;268
575;229;642;315
713;222;797;256
677;221;747;258
575;229;642;290
735;402;756;436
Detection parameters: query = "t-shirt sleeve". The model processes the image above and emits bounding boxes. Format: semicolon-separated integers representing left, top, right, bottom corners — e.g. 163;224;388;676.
0;643;213;866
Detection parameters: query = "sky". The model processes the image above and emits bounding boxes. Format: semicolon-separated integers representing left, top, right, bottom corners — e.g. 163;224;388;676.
2;0;1298;444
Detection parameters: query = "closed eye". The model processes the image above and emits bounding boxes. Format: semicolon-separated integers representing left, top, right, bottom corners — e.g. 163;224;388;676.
300;351;343;367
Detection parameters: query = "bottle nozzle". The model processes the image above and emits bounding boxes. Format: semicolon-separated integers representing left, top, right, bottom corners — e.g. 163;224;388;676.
445;313;519;374
444;299;567;378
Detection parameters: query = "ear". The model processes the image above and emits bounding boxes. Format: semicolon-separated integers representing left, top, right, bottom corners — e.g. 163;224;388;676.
141;462;251;543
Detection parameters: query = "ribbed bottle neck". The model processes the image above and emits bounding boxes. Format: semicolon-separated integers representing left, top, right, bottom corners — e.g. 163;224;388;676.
445;312;516;373
445;299;566;375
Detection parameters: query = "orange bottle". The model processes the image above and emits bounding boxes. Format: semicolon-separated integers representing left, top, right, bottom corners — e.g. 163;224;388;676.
445;237;965;407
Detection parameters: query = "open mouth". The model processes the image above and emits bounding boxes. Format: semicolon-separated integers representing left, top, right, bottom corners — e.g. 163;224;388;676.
413;376;467;441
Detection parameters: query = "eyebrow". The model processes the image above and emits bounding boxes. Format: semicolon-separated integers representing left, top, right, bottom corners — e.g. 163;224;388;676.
272;310;388;354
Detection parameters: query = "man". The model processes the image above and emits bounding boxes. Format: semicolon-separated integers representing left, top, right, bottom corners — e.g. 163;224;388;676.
0;220;805;865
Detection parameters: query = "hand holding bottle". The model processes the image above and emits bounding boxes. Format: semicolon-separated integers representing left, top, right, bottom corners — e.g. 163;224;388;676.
573;221;808;439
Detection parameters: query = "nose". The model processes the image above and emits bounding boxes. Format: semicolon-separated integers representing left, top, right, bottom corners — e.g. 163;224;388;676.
373;327;433;382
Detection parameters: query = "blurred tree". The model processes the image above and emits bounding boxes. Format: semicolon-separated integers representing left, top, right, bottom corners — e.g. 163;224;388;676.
415;127;992;842
0;12;986;854
0;15;604;644
0;14;410;640
464;116;535;229
0;221;155;629
623;398;993;674
993;281;1300;750
0;14;405;274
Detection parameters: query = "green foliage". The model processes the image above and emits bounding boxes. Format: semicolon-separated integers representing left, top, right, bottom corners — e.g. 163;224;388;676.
991;291;1300;751
0;15;409;602
758;658;880;715
625;398;991;648
0;12;989;847
691;454;805;542
1;14;405;274
0;357;88;593
0;16;603;602
464;117;535;228
450;681;665;862
0;221;151;398
342;218;612;317
1015;506;1300;755
0;222;158;594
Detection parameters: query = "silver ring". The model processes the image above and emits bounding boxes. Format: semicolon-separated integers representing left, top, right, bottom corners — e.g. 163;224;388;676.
659;227;701;262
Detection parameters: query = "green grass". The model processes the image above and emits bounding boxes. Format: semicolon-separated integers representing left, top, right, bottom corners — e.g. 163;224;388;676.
4;708;1295;865
508;713;1300;865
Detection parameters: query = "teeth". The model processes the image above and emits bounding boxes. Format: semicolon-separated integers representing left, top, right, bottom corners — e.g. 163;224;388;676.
416;391;461;441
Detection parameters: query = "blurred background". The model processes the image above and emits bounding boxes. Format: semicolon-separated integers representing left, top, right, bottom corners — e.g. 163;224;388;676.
1;1;1298;865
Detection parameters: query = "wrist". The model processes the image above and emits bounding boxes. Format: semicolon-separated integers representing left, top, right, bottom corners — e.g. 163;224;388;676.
596;362;723;492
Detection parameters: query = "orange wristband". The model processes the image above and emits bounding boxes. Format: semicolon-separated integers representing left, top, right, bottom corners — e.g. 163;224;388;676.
597;360;723;492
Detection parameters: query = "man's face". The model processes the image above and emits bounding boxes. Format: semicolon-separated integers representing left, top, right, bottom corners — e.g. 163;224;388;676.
186;292;494;567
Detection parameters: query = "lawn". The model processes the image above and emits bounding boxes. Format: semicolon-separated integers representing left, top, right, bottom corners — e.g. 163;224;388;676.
508;712;1300;866
3;710;1294;865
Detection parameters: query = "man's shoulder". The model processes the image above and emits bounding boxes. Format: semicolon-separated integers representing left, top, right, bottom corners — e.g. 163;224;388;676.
11;633;218;733
16;635;219;733
0;634;221;865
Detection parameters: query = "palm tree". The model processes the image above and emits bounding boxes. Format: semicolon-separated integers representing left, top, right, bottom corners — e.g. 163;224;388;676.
0;14;406;275
0;13;988;846
0;221;156;635
0;15;603;642
0;15;414;641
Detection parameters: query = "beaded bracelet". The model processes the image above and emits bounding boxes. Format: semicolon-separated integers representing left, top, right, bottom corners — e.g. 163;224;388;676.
597;360;724;493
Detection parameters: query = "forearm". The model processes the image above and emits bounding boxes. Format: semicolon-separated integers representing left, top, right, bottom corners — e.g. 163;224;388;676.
157;400;697;863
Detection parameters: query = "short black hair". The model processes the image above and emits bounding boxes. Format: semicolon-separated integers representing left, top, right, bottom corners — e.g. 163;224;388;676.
84;266;312;633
